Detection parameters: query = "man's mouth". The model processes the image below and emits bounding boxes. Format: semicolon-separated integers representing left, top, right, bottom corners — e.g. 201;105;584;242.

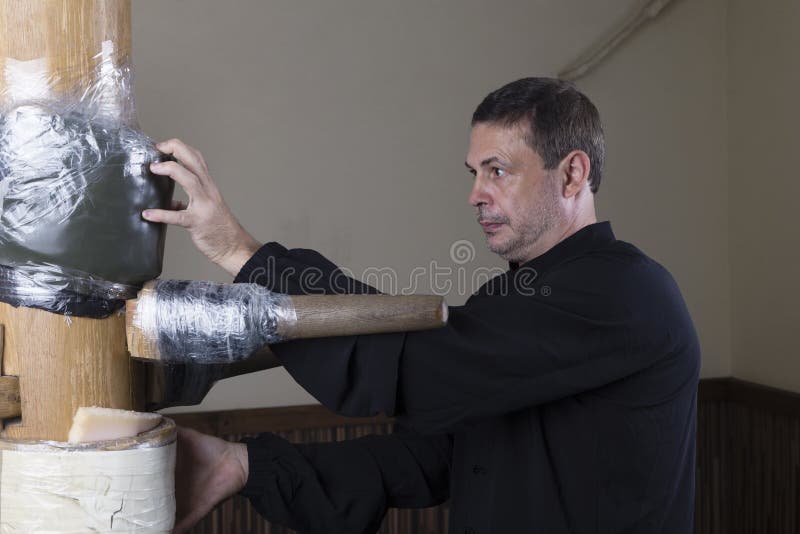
479;220;505;232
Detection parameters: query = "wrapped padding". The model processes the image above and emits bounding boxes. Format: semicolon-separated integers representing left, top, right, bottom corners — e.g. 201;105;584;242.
0;262;131;317
132;280;298;364
0;43;174;317
0;438;176;532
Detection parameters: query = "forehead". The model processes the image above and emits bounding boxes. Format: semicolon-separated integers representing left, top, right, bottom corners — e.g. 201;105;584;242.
466;122;537;165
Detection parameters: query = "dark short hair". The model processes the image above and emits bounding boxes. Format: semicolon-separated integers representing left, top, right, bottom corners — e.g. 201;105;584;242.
471;77;605;193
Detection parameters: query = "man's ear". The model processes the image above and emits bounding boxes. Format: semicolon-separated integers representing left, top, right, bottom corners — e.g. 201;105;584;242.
559;150;591;198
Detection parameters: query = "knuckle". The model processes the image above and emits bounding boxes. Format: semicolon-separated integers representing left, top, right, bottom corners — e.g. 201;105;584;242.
193;149;207;167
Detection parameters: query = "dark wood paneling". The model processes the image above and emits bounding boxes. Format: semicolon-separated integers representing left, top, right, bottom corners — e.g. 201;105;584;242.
696;378;800;534
172;411;447;534
172;404;392;435
173;378;800;533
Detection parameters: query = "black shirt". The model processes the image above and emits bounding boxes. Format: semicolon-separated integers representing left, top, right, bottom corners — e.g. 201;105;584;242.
235;222;700;534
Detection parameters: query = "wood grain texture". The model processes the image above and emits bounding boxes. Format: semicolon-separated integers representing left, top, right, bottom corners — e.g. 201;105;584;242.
0;0;131;97
284;294;447;339
127;286;447;362
171;404;392;437
0;326;16;424
0;0;136;441
0;302;143;441
0;376;21;421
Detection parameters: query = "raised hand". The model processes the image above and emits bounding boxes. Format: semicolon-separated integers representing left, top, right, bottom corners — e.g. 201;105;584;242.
143;139;262;276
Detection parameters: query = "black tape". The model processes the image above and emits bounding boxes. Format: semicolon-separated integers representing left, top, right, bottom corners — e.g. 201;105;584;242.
0;106;174;317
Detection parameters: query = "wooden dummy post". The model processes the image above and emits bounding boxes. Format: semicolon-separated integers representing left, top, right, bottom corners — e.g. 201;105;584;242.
0;0;143;442
0;4;447;529
0;2;175;531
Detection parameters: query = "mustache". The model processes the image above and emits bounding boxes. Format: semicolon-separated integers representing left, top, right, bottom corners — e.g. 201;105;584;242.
477;209;509;224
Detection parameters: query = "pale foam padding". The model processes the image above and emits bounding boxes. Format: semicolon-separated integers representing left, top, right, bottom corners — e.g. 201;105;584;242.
69;407;163;443
0;443;176;532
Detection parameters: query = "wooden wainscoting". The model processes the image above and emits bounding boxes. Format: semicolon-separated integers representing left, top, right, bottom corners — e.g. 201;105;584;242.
696;378;800;534
171;406;448;534
173;378;800;534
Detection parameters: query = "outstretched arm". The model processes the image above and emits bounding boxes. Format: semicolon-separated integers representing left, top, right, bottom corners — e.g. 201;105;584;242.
235;243;698;435
173;426;451;534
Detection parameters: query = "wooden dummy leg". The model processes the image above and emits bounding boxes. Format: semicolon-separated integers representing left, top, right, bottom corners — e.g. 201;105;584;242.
0;304;142;441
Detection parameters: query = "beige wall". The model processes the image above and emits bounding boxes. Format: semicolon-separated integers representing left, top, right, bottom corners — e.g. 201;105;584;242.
579;0;731;380
728;0;800;391
131;0;733;412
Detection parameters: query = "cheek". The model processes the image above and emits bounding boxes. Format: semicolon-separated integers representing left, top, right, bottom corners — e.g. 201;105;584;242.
500;188;525;215
505;192;540;226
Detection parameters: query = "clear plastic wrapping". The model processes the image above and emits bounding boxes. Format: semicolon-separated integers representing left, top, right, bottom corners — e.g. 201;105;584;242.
132;280;298;364
0;262;135;318
0;42;174;318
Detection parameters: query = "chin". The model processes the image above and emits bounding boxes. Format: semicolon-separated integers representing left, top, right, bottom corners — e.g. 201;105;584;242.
486;238;512;260
487;237;527;264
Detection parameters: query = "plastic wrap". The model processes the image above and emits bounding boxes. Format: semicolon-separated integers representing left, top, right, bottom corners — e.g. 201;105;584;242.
0;42;174;318
131;280;297;364
0;262;133;318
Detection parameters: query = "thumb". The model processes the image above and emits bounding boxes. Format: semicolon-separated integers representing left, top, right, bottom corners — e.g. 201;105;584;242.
142;208;189;227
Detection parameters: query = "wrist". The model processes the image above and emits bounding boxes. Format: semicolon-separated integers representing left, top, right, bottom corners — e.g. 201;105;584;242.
219;232;261;277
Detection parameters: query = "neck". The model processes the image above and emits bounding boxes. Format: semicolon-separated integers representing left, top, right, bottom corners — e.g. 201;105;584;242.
516;204;597;264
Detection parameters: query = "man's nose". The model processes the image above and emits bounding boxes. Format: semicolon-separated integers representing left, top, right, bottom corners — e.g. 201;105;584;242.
469;176;491;207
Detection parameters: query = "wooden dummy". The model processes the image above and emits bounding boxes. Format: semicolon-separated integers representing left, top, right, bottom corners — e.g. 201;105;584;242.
0;3;447;529
0;2;176;531
0;0;143;442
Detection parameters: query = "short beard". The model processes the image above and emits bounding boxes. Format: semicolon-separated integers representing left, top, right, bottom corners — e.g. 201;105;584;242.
487;176;561;263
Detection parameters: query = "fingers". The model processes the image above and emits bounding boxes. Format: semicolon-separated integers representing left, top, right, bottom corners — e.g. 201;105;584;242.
156;139;209;182
142;208;189;227
150;160;203;195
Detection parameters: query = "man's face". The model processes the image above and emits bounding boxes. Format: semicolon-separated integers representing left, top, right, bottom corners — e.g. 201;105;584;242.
466;122;562;264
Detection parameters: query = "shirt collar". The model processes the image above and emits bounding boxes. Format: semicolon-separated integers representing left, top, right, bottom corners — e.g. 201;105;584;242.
509;221;616;275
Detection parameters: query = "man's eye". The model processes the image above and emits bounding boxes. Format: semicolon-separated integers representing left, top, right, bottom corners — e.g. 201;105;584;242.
492;167;506;177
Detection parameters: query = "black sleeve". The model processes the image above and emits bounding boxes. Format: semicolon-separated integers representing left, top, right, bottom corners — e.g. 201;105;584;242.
233;242;379;295
240;430;452;534
235;243;693;434
233;242;406;416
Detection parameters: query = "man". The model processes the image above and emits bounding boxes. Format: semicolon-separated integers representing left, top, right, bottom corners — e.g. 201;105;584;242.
144;77;700;533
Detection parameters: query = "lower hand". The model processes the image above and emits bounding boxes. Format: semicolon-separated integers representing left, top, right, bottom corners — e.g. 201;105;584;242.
142;139;262;276
172;426;249;533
